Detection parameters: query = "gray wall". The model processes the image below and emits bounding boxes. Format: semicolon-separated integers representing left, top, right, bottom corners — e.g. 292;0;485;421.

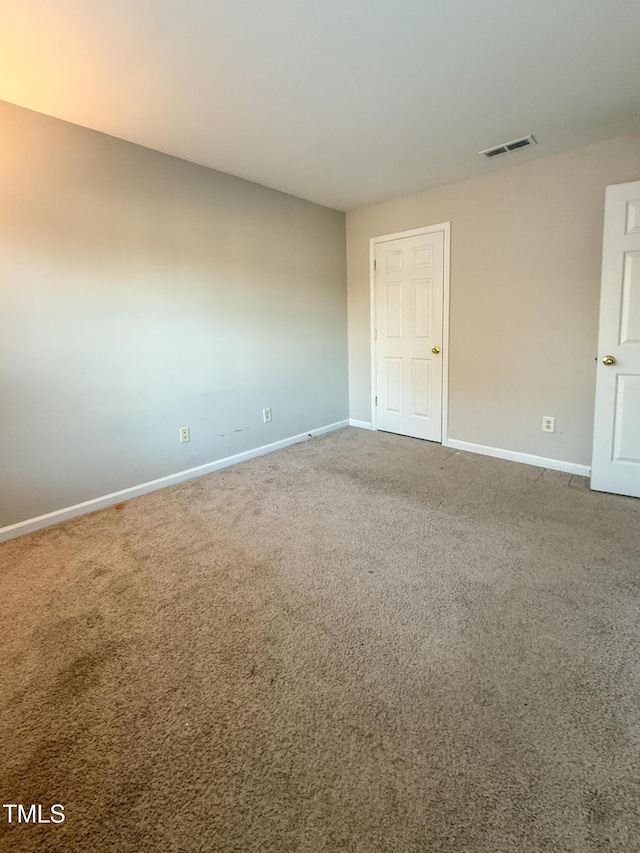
0;101;348;528
347;136;640;466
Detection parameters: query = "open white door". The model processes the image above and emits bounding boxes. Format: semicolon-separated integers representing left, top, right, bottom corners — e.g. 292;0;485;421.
591;180;640;498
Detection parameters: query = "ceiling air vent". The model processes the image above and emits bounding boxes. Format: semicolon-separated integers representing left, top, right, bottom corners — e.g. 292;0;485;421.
480;134;536;158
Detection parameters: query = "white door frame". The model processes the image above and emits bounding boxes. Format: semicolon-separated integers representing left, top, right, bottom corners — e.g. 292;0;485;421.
369;222;451;443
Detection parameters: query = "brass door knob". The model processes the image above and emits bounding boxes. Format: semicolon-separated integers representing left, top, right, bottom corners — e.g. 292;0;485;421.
432;346;441;355
602;355;616;366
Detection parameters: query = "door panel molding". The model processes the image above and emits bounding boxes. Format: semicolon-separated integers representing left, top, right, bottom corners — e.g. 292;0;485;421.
369;223;450;443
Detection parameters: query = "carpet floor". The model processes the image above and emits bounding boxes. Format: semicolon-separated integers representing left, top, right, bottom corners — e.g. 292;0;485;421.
1;427;639;852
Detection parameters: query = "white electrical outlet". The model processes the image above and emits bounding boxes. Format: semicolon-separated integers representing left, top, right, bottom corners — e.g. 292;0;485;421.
180;427;190;443
542;416;555;433
263;407;272;423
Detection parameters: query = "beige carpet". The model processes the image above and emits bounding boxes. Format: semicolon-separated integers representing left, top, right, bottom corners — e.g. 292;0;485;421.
1;427;639;852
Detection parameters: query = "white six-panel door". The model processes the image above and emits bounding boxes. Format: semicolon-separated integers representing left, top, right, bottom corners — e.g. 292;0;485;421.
591;180;640;498
374;229;445;442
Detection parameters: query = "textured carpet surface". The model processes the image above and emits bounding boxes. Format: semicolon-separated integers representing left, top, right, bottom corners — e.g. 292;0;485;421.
1;427;639;852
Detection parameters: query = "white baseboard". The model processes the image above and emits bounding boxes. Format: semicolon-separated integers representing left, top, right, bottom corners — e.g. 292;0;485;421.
0;419;349;543
349;419;374;430
446;438;591;477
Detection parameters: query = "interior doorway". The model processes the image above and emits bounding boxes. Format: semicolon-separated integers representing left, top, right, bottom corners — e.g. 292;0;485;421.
591;180;640;498
370;224;450;442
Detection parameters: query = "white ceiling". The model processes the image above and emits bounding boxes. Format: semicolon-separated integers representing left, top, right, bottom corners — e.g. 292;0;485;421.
2;0;640;211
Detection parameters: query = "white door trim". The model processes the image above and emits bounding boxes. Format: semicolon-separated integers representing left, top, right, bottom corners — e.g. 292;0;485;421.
369;223;451;443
